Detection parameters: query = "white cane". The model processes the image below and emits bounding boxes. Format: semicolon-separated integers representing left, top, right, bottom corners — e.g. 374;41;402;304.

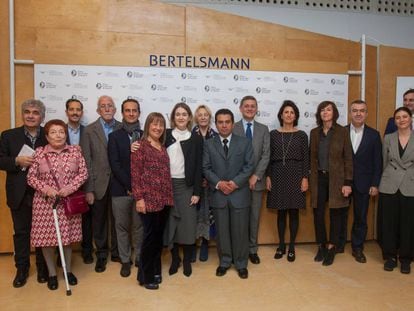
52;197;72;296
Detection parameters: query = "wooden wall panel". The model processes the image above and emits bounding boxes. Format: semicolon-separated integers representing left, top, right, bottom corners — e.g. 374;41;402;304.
378;46;414;134
0;0;381;251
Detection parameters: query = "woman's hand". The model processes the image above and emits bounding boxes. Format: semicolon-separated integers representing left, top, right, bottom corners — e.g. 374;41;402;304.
58;188;72;198
301;178;309;192
342;185;352;197
266;177;271;191
190;196;200;205
136;199;146;214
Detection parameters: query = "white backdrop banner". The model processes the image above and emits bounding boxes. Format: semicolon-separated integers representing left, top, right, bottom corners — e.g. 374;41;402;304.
396;77;414;108
34;64;348;134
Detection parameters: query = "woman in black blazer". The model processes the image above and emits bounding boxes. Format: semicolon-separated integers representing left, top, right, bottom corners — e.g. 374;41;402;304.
164;102;203;277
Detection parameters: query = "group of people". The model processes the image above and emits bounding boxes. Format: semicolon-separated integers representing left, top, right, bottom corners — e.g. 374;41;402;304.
1;90;413;292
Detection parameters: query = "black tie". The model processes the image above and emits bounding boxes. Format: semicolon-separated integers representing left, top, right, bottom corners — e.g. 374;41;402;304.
223;138;229;157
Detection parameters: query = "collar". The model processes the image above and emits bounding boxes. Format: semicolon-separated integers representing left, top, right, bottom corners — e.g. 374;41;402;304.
242;119;254;127
350;123;365;133
68;123;81;133
99;117;116;129
219;134;232;143
43;143;70;154
24;126;40;138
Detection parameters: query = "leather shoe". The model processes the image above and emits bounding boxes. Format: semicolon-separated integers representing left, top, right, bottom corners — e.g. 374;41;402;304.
66;272;78;285
154;274;162;284
215;266;228;277
95;258;107;273
144;283;159;290
322;248;336;266
314;245;326;262
352;249;367;263
335;247;345;254
384;258;397;271
400;262;411;274
82;253;94;264
13;267;29;288
237;268;248;279
47;276;58;290
274;248;286;259
287;249;296;262
111;255;121;263
249;253;260;264
37;266;48;283
120;263;131;277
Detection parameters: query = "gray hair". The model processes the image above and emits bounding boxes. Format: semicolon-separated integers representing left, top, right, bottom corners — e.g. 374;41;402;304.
21;99;46;120
97;95;116;109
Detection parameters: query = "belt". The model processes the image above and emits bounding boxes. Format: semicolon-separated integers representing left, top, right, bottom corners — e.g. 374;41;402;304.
318;170;329;174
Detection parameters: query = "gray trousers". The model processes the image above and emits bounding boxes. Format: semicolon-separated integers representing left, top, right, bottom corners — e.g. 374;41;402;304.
249;190;263;254
112;196;143;264
213;202;249;269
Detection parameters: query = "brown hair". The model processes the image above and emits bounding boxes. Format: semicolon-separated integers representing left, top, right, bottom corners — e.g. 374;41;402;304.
44;119;68;137
170;102;193;130
143;112;167;144
315;101;339;127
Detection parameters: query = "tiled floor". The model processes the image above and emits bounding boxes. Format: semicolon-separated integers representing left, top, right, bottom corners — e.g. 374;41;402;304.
0;242;413;311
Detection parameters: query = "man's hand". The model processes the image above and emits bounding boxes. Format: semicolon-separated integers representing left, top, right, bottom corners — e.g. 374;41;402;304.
131;141;140;153
86;192;95;205
218;181;233;195
248;175;258;190
369;186;379;196
15;156;34;169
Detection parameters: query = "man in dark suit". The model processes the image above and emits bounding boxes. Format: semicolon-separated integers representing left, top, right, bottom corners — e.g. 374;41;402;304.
233;95;270;264
81;95;122;273
346;99;382;263
108;99;143;278
0;99;48;287
203;108;254;279
384;89;414;135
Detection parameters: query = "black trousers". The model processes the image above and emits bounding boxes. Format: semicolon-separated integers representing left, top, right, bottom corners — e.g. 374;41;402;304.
10;190;45;269
351;190;370;250
313;171;349;247
380;191;414;264
137;208;168;284
91;187;118;259
81;209;93;256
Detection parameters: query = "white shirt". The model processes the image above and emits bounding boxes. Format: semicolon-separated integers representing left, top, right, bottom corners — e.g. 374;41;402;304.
167;128;191;178
350;123;364;153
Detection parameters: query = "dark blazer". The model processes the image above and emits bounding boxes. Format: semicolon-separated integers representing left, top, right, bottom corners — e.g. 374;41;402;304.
165;129;203;196
379;131;414;196
309;124;353;209
203;134;254;209
0;126;47;209
346;124;382;194
384;117;397;135
66;124;84;145
108;128;143;197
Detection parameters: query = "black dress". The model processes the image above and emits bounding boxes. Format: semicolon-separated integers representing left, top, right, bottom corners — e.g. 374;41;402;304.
266;130;309;210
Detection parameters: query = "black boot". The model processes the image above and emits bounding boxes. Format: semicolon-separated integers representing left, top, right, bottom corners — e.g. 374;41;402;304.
183;244;194;277
169;244;181;275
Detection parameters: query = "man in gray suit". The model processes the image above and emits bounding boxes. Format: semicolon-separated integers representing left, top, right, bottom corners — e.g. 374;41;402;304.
203;108;254;279
233;95;270;264
81;95;122;273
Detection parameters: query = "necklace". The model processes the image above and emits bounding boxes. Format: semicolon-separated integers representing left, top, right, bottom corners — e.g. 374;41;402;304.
281;132;293;166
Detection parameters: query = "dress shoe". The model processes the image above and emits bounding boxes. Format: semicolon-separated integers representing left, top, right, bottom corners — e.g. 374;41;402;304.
384;258;397;271
111;255;121;263
199;241;209;262
143;283;159;290
47;276;58;290
120;263;131;278
169;259;181;275
335;247;345;254
249;253;260;264
13;267;29;288
274;248;286;259
215;266;228;277
400;262;411;274
183;261;192;277
314;245;326;262
95;258;107;273
322;248;336;266
66;272;78;285
352;249;367;263
154;274;162;284
37;266;48;283
237;268;248;279
287;249;296;262
82;253;94;264
135;261;139;268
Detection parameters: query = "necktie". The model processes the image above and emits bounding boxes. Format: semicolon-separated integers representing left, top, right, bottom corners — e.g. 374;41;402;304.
246;122;252;139
223;138;229;157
